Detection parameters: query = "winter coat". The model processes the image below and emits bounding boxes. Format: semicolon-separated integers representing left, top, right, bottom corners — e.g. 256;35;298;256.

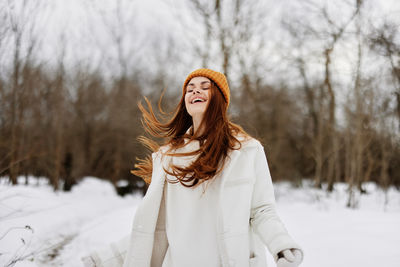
83;136;303;267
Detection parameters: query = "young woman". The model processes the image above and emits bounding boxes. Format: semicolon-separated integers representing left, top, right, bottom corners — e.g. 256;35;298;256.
82;68;304;267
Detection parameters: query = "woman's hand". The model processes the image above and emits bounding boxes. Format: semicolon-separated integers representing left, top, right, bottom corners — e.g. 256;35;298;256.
277;248;303;267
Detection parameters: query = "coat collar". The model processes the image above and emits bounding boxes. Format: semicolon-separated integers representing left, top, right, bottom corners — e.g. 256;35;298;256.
178;125;258;157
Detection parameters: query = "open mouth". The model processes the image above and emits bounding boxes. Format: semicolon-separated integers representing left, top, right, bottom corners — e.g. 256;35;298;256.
191;98;206;104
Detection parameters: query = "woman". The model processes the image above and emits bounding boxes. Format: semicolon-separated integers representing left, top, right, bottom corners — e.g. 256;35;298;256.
82;68;303;267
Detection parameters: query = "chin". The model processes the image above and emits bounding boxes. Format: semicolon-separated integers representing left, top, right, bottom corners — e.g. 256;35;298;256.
188;106;207;115
188;109;206;117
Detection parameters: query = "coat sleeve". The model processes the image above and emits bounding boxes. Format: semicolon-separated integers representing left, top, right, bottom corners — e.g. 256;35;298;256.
249;143;304;262
150;184;169;267
123;150;169;267
81;151;166;267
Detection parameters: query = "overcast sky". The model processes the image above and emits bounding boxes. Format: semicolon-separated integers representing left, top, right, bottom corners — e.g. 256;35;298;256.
2;0;400;89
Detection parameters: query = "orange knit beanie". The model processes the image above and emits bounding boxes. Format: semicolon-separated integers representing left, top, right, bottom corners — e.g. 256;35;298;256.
182;68;230;107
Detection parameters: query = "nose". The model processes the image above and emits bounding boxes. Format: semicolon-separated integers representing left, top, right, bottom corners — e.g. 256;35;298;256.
193;88;201;94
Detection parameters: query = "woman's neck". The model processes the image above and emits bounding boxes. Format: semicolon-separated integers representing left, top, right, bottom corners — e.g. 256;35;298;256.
192;114;204;136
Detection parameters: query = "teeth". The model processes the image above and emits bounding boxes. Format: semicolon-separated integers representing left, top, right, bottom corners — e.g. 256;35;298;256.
192;98;205;104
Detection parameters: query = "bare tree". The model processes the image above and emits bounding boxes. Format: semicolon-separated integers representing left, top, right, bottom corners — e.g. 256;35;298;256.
0;1;10;63
45;37;69;190
3;0;42;184
283;0;363;189
86;0;144;185
181;0;267;79
369;20;400;129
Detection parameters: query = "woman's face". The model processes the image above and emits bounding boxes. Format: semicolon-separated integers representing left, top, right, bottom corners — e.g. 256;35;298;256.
184;76;211;118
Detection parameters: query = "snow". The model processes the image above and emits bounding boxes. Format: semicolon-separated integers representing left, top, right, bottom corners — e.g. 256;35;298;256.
1;177;399;267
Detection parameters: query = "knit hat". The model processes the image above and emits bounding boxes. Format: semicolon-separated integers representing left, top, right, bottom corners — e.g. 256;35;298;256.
182;68;230;107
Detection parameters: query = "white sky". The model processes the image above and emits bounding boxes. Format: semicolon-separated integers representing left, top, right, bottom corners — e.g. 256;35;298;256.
2;0;400;95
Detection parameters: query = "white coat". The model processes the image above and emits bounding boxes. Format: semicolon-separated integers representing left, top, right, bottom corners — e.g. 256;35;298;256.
84;136;303;267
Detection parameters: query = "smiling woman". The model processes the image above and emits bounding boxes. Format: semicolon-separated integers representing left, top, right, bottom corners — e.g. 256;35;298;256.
184;76;212;135
82;68;304;267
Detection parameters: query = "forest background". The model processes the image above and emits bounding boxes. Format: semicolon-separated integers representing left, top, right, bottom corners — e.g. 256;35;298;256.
1;0;400;208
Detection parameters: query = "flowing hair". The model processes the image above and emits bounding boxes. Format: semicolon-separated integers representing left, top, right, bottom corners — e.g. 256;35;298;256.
131;81;250;187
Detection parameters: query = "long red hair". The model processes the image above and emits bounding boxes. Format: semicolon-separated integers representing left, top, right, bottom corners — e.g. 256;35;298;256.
131;80;249;187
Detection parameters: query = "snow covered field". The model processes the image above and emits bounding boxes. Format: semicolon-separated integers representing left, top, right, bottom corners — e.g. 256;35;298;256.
1;177;399;267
